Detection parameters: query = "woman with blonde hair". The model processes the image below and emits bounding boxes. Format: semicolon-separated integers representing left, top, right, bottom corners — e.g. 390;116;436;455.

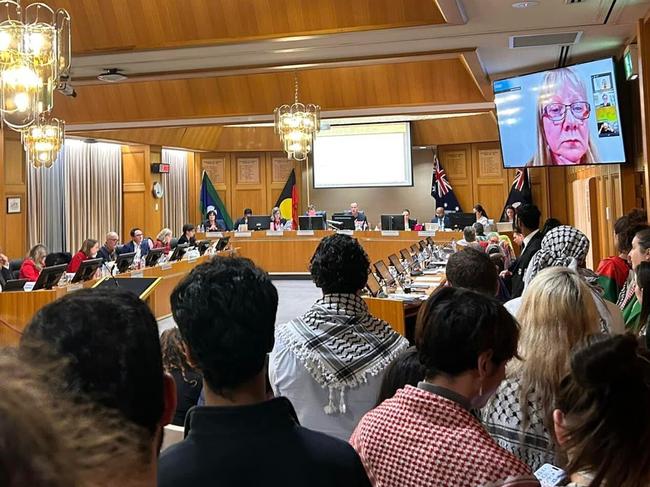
19;244;48;281
529;67;600;166
481;267;600;471
154;228;173;253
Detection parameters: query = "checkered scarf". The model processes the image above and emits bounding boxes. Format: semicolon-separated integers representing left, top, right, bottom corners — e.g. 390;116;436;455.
277;293;408;414
524;225;590;286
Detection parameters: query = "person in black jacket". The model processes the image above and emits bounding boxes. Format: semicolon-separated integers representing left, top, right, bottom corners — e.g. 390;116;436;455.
177;224;196;247
160;257;371;487
0;250;11;287
502;204;543;298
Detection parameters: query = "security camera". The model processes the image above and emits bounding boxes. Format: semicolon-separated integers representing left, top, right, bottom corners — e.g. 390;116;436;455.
57;79;77;98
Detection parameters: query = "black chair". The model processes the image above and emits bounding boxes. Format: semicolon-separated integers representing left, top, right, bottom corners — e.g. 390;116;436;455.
8;259;23;280
170;238;178;250
45;252;72;267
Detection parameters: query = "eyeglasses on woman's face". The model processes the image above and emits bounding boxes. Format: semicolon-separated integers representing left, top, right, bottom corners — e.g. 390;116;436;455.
543;101;591;122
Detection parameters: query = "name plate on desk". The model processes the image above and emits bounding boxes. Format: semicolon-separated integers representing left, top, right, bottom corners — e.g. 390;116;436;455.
160;263;172;270
337;229;354;236
205;231;223;238
131;271;144;278
297;230;315;236
418;231;436;237
266;230;284;237
381;230;400;237
234;231;252;238
67;283;84;292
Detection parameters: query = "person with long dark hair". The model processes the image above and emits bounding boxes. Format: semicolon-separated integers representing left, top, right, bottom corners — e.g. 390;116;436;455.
375;347;425;406
621;228;650;331
553;334;650;486
473;204;489;226
633;261;650;336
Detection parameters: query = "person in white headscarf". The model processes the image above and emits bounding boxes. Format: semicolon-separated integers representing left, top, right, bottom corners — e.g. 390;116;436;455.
505;225;624;334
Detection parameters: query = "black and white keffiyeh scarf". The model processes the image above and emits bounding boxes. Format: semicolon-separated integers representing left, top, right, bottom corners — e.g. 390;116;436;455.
276;293;409;414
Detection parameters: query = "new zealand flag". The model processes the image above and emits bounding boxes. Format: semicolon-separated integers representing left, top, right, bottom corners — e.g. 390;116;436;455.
430;153;462;212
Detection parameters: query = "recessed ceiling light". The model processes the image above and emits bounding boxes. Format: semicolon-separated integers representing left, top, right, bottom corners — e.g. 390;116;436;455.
512;1;539;8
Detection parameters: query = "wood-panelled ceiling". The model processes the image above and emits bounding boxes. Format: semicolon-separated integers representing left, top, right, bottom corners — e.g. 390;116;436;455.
28;0;446;54
71;113;500;151
55;57;488;126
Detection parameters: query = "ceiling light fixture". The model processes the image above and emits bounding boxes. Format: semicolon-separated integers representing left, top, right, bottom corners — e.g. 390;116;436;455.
22;113;64;168
512;1;539;8
98;68;127;82
273;72;320;161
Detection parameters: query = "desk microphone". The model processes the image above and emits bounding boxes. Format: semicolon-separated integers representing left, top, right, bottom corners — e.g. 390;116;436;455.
327;220;342;226
102;261;120;287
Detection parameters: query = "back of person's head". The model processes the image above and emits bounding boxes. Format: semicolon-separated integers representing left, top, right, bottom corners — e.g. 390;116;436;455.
182;223;195;234
416;287;518;380
489;252;505;273
515;204;541;231
526;225;589;284
515;267;599;430
541;217;562;236
375;347;425;406
472;222;484;236
160;327;193;377
462;226;476;242
446;247;498;296
80;238;98;256
555;334;650;487
20;288;166;441
309;233;370;294
171;257;278;394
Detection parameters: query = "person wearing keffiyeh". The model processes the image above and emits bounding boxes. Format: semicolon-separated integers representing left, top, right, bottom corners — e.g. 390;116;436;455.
269;234;409;441
505;225;624;334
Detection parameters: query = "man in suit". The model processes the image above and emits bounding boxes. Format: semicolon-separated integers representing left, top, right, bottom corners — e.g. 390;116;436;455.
431;207;451;229
121;227;151;261
501;204;542;298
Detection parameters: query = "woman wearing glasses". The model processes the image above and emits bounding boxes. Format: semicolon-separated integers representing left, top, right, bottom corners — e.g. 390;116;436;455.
529;67;600;166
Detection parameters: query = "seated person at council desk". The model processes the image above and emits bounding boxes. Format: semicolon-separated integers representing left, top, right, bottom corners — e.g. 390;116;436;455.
68;239;100;274
348;202;369;229
234;208;253;229
270;207;288;231
98;231;120;262
19;244;48;282
121;227;151;260
178;223;197;247
204;209;226;232
0;250;11;287
402;209;418;230
154;228;173;253
431;207;451;229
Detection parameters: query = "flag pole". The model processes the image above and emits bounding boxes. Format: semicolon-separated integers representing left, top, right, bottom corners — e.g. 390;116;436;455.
305;155;311;207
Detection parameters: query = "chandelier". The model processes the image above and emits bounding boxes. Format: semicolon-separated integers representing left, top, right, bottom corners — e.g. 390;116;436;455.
22;112;63;168
274;73;320;161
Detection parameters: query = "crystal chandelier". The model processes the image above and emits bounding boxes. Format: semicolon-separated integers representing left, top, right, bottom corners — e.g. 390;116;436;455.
274;73;320;161
0;1;70;130
22;112;63;168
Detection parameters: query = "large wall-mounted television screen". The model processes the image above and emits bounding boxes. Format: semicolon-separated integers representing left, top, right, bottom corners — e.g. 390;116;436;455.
313;122;412;188
494;58;625;168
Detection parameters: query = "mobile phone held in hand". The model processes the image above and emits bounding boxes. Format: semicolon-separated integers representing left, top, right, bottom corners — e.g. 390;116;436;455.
534;464;566;487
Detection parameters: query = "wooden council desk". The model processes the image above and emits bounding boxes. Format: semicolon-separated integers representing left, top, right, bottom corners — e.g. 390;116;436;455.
0;254;214;346
202;229;467;274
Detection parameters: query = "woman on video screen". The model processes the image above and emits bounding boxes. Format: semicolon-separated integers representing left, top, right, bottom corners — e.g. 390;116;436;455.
529;67;600;166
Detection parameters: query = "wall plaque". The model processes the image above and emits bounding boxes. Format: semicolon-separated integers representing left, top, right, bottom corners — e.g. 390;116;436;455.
272;157;292;182
202;158;225;184
237;158;260;184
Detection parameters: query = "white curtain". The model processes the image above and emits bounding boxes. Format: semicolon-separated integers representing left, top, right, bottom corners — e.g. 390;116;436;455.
162;149;189;236
27;149;66;252
64;140;122;252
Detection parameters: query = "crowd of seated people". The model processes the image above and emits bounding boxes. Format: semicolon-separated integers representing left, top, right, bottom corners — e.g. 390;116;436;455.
8;202;650;487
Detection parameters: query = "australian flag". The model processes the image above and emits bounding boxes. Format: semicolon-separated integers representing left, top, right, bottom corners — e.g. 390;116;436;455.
500;169;533;221
431;153;462;212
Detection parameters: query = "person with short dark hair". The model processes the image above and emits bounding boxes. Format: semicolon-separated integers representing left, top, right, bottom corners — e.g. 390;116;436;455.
234;208;253;229
446;247;498;297
375;346;425;406
203;209;225;232
67;238;100;274
432;207;451;229
177;223;196;247
460;225;476;245
160;256;371;487
351;287;538;487
121;227;151;260
348;202;369;230
553;334;650;486
540;217;562;237
503;204;543;298
270;234;408;441
20;288;176;485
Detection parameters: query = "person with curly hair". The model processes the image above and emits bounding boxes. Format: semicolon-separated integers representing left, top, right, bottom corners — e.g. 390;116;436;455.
160;327;201;426
269;233;409;441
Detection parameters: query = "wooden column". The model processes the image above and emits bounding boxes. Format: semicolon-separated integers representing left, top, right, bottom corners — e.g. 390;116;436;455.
637;18;650;212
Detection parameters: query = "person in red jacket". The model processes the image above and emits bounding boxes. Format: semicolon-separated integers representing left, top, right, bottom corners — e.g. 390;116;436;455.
68;239;100;274
19;244;48;282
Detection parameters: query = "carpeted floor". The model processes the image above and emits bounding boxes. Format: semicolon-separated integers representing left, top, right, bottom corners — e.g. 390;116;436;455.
158;279;321;335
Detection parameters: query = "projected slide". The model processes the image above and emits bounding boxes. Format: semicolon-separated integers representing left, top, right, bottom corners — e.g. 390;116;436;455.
313;122;412;188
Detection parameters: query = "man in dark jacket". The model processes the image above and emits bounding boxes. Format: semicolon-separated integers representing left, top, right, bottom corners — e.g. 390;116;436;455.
159;257;371;487
503;204;542;298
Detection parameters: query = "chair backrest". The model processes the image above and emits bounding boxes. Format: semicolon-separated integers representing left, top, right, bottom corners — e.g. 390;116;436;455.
161;424;185;452
9;259;23;279
170;238;178;250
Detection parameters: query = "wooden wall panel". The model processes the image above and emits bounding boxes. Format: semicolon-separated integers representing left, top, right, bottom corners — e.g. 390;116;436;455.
231;153;267;216
2;135;27;259
438;145;473;212
471;143;510;221
411;114;499;146
199;153;231;222
266;154;302;212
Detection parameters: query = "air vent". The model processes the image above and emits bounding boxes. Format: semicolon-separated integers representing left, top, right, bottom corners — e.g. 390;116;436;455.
565;0;584;4
509;31;582;48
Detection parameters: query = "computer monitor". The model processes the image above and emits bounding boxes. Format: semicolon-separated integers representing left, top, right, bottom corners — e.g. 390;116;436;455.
448;212;476;230
215;237;230;251
115;251;136;274
197;240;212;255
373;260;395;286
145;247;166;267
32;264;68;291
388;254;406;275
298;215;326;230
168;243;189;262
71;258;103;284
2;279;26;292
380;214;405;231
400;248;414;264
366;272;382;297
331;213;355;230
247;215;271;231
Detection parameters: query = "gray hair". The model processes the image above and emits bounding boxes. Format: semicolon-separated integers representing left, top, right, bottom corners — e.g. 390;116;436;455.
463;226;476;242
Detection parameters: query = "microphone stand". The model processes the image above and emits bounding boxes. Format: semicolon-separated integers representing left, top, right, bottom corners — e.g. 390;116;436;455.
102;261;120;287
